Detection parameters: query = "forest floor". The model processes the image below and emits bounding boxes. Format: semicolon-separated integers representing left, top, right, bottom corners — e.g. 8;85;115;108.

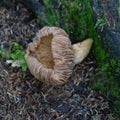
0;3;119;120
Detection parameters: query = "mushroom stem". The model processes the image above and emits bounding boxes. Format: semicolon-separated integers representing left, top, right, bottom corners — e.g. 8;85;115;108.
72;38;93;64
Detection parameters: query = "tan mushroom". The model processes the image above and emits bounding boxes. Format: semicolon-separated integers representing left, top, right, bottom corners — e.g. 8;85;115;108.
25;26;93;85
72;38;93;64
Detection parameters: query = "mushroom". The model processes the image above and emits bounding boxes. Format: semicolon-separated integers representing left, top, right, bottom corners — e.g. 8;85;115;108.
72;38;93;64
25;26;93;85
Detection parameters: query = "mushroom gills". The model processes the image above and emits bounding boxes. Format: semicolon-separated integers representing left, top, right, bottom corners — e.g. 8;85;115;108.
34;34;54;69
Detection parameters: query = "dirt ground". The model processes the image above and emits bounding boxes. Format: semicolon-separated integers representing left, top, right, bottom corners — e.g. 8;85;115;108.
0;3;119;120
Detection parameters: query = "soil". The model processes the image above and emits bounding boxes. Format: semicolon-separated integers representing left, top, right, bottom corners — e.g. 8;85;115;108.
0;3;119;120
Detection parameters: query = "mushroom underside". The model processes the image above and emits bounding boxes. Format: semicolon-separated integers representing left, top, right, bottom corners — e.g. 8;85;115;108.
25;26;75;85
34;34;54;69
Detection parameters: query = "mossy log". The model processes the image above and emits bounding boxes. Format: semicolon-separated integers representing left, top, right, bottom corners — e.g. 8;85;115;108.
91;0;120;62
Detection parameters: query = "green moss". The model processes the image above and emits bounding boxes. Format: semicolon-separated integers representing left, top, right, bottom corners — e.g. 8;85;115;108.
43;1;57;26
41;0;60;26
91;58;120;116
95;18;106;29
61;0;93;43
41;0;95;42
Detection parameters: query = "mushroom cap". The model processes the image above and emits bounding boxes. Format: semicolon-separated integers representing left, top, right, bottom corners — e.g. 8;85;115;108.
72;38;93;64
25;26;75;85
